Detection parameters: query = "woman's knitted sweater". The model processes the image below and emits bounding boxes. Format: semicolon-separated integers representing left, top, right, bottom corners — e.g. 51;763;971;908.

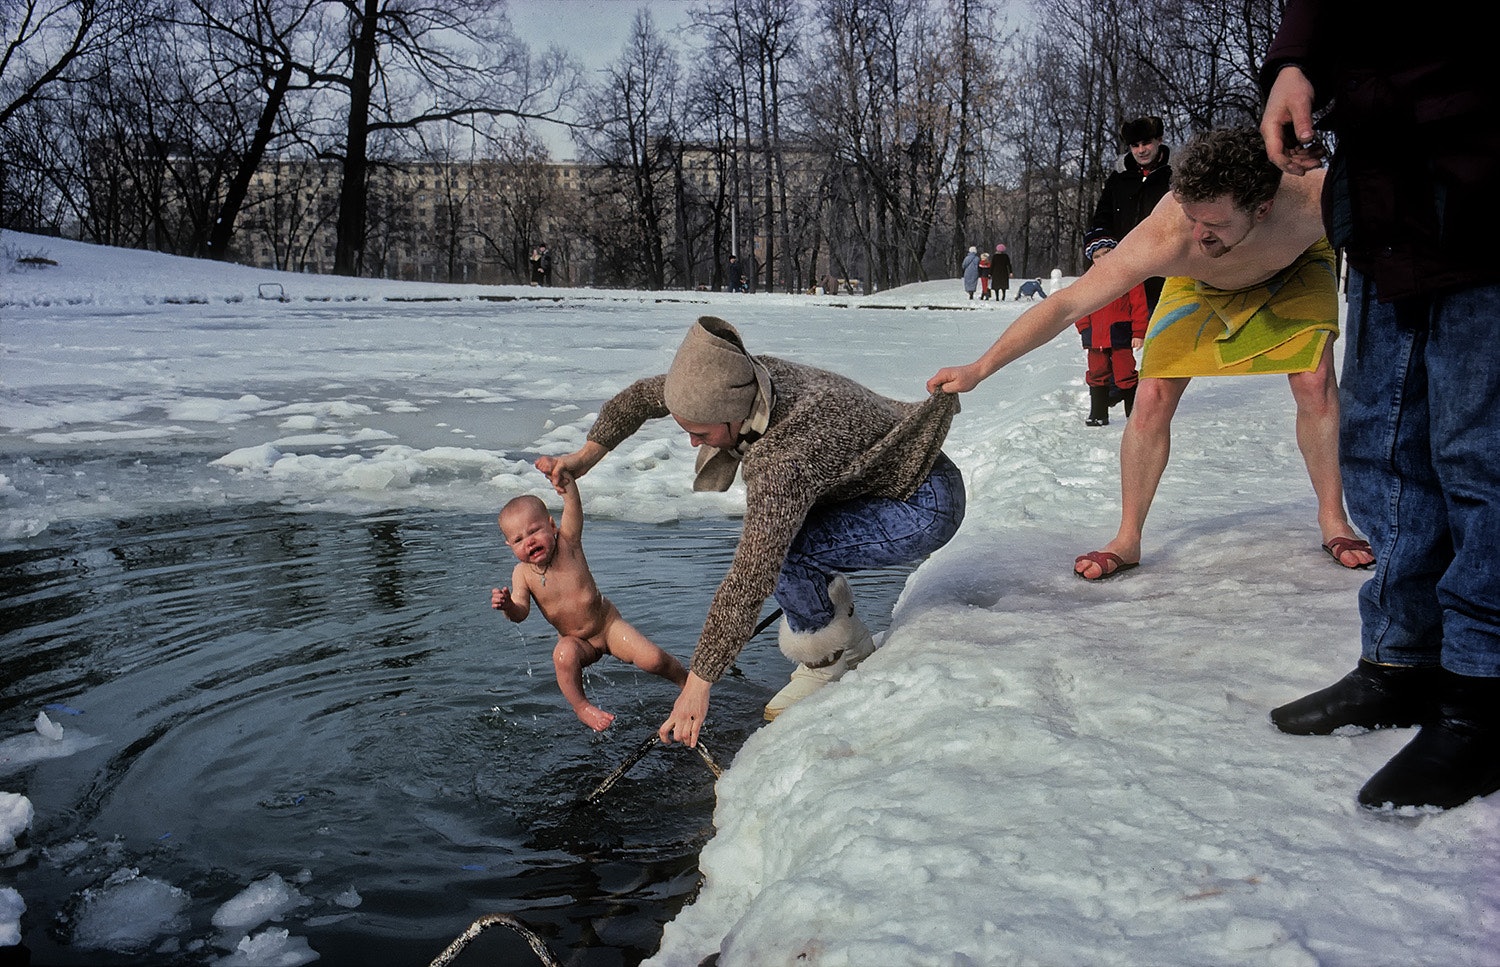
587;356;959;682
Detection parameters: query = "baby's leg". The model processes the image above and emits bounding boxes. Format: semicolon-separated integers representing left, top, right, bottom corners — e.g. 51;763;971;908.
553;636;614;731
602;615;688;687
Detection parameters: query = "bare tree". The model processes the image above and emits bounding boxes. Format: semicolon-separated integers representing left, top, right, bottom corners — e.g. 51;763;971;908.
576;9;680;291
0;0;144;230
237;153;339;271
679;40;747;290
802;0;969;290
0;0;138;127
1131;0;1279;130
172;0;337;261
327;0;579;277
470;125;561;285
691;0;803;291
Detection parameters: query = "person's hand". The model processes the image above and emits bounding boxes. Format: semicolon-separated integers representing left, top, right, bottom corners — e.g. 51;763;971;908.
538;442;605;490
659;673;712;747
926;362;983;395
492;586;512;611
1261;65;1324;175
534;457;573;494
1132;337;1144;350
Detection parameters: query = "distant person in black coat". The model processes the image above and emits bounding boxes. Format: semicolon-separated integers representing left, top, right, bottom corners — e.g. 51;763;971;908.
530;244;551;286
992;244;1013;300
726;255;747;292
529;246;544;286
1088;116;1172;311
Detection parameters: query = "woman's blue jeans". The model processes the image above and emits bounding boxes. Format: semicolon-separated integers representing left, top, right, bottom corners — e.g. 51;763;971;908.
1341;270;1500;676
775;453;965;632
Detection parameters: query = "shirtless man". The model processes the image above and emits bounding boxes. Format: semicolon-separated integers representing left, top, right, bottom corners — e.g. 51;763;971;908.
492;465;687;730
928;126;1372;579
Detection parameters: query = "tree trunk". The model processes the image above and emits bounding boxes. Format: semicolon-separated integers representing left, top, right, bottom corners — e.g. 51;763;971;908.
334;0;380;277
206;60;293;261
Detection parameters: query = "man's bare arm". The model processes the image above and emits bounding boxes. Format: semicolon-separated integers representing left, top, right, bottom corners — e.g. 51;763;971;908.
927;238;1161;394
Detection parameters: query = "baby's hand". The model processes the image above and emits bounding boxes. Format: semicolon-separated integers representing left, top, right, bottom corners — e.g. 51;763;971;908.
492;587;512;610
535;457;573;494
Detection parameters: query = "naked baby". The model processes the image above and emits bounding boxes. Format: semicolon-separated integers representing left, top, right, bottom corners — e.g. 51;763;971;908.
492;462;687;730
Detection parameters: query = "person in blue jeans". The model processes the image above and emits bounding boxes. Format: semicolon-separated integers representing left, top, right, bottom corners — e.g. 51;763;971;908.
542;317;965;746
1260;0;1500;811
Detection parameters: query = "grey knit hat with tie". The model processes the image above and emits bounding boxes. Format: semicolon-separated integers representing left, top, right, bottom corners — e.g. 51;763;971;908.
664;317;759;425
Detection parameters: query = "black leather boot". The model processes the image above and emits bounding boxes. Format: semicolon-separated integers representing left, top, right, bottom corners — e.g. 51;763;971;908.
1270;659;1443;735
1358;673;1500;810
1121;385;1136;417
1085;385;1110;426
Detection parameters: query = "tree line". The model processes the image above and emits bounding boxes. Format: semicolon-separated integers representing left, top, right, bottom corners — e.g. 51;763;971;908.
0;0;1287;291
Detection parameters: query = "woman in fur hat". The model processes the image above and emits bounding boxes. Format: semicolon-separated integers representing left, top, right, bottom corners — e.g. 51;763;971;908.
541;317;966;746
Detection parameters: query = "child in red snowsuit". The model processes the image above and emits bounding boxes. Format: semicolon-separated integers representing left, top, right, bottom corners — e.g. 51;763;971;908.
1074;236;1148;426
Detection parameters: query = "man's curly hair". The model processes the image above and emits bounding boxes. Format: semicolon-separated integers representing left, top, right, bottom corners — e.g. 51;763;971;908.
1170;127;1282;212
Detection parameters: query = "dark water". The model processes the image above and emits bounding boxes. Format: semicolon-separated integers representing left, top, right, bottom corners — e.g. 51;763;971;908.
0;505;913;966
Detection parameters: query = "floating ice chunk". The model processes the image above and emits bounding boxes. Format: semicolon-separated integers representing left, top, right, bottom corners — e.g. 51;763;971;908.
34;711;64;741
332;888;360;908
623;440;673;470
211;874;309;932
0;718;102;774
212;444;284;470
0;793;33;852
213;927;319;966
0;887;23;946
71;868;190;953
165;394;279;423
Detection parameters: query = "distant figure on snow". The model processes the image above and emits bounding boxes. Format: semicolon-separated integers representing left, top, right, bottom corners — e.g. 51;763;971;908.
962;246;980;299
492;470;687;731
529;244;550;286
727;254;747;292
992;244;1013;300
1015;279;1048;301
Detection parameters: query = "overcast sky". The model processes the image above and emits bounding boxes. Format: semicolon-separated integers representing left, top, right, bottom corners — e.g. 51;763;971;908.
507;0;696;72
505;0;696;158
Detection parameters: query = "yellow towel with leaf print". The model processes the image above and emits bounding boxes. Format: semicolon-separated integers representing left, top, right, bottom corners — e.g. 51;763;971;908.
1139;238;1338;377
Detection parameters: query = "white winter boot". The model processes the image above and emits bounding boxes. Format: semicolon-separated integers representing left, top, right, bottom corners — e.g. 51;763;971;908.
763;575;877;721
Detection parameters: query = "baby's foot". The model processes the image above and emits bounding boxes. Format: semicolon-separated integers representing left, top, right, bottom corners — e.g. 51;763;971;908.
576;704;615;731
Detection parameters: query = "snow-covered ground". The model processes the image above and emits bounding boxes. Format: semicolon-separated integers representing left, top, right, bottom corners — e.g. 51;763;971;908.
2;231;1495;965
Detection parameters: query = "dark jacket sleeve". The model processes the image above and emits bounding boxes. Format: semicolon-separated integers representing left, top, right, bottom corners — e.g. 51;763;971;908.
1087;178;1120;244
1260;0;1338;107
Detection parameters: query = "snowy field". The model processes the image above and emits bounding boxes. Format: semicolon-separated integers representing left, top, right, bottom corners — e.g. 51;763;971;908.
2;231;1496;965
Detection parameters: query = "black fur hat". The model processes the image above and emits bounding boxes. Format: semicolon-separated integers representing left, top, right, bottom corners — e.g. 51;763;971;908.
1120;116;1164;145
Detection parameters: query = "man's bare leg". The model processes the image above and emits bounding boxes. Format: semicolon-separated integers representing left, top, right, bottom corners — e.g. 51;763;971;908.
1287;342;1374;567
1076;376;1192;579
